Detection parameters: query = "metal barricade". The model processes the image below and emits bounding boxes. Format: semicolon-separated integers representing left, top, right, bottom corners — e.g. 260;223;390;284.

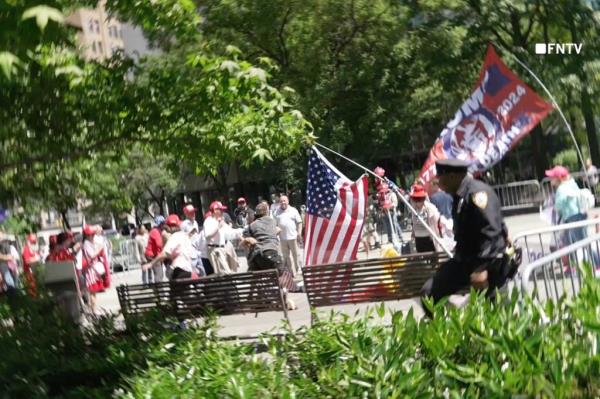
513;216;600;268
110;239;142;272
519;233;600;306
120;239;141;271
492;180;542;211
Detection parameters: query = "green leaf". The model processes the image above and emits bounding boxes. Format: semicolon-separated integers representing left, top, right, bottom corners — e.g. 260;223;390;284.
252;148;273;161
55;65;84;77
22;5;64;32
0;52;23;79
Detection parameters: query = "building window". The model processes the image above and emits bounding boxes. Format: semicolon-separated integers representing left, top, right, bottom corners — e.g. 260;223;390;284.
88;19;94;32
91;41;97;53
94;19;100;33
98;41;103;54
119;28;123;39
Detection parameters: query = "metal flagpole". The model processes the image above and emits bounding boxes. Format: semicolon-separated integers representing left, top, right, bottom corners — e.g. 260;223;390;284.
493;43;589;184
313;143;454;257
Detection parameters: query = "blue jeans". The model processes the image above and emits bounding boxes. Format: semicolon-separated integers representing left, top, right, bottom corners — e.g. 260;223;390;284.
0;263;17;291
192;258;206;277
383;209;401;243
562;213;587;246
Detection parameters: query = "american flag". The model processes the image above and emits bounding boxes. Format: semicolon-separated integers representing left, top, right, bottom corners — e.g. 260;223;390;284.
304;147;368;266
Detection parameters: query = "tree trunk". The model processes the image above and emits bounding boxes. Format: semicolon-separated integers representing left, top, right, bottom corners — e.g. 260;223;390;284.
581;86;599;165
210;164;231;197
530;124;549;179
61;210;71;231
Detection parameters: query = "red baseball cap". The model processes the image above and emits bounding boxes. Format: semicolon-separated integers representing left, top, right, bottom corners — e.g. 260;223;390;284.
237;197;246;203
166;214;181;227
26;233;37;244
83;225;96;236
410;184;427;199
183;204;197;214
209;201;227;211
545;165;569;178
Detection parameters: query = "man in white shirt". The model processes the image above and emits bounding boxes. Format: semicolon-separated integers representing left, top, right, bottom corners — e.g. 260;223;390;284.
203;201;242;275
181;222;206;277
274;195;303;276
180;204;200;233
143;214;194;280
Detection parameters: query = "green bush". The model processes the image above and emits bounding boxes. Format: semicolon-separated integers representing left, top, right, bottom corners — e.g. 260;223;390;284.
122;280;600;398
0;291;211;398
552;147;589;173
2;275;600;398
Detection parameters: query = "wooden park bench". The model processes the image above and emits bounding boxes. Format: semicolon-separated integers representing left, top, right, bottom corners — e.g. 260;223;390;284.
117;269;289;325
302;252;449;323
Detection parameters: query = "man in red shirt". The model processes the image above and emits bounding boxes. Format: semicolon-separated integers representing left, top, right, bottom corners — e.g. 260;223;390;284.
22;234;41;295
144;215;166;283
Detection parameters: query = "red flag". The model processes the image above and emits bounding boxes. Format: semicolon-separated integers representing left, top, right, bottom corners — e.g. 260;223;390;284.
419;45;553;184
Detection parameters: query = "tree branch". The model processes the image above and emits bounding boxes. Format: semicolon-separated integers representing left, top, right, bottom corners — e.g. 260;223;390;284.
277;7;293;68
0;135;135;172
523;0;540;44
238;27;283;65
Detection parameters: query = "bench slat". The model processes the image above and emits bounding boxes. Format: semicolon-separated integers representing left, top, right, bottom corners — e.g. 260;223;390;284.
303;253;447;309
118;269;288;324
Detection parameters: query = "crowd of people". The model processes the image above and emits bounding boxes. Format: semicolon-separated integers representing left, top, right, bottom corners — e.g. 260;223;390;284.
128;196;305;308
0;225;112;312
2;161;596;314
0;194;307;312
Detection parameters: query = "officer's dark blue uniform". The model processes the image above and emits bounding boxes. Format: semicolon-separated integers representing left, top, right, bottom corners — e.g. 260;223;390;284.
422;159;508;305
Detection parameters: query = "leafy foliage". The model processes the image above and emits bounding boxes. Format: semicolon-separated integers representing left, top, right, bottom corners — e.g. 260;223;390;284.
4;275;600;397
198;0;600;182
122;282;600;397
0;0;312;211
552;147;590;172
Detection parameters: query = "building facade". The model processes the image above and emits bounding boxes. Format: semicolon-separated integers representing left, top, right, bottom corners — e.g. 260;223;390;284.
66;0;125;61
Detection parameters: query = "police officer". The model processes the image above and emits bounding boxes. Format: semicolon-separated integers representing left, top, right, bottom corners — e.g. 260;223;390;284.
422;159;508;309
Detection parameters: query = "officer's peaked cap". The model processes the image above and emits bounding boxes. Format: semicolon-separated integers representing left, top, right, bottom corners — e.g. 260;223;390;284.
435;158;470;175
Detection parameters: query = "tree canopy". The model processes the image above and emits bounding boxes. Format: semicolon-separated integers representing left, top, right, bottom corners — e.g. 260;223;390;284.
0;0;312;214
2;0;600;220
198;0;600;181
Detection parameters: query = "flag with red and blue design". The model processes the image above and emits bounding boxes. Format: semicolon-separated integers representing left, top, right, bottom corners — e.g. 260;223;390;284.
419;45;553;184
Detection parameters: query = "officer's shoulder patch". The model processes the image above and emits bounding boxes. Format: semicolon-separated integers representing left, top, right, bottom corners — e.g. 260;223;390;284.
472;191;488;209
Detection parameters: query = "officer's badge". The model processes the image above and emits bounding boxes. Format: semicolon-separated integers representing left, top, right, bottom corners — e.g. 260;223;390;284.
472;191;488;209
